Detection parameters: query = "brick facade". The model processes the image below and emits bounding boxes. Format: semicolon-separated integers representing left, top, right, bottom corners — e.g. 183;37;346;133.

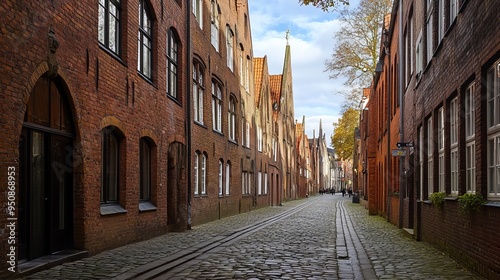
0;0;305;277
360;0;500;278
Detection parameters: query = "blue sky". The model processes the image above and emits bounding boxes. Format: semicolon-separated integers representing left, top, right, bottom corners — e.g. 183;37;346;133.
248;0;357;146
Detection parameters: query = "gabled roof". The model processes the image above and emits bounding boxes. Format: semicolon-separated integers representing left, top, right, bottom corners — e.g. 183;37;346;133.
269;74;282;105
253;57;265;105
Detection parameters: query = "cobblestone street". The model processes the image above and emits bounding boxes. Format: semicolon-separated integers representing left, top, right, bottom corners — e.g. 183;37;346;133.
20;195;483;279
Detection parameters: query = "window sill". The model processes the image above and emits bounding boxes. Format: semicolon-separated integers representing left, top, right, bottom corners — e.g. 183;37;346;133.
445;196;458;201
139;201;157;212
101;204;127;216
194;121;207;129
228;139;238;145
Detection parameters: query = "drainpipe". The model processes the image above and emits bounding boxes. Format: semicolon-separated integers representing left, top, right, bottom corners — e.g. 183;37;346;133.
186;0;192;230
386;36;391;223
398;0;405;229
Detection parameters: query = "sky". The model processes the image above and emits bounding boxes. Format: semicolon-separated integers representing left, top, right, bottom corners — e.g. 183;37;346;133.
248;0;359;147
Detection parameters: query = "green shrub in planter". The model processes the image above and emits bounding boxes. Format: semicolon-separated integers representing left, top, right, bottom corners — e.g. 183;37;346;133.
457;193;486;214
429;192;446;208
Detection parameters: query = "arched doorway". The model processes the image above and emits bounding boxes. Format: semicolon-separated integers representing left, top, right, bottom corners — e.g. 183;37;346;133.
167;142;186;231
19;76;75;260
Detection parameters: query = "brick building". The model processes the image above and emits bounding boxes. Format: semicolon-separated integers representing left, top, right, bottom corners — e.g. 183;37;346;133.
359;0;500;278
0;0;306;277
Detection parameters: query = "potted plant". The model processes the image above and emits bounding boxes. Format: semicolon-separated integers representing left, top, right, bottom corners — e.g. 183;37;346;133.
430;192;446;209
457;193;486;215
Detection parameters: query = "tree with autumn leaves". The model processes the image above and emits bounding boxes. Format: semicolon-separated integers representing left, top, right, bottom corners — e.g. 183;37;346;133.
300;0;392;159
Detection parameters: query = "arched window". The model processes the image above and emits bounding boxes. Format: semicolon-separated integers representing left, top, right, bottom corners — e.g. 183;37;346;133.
193;61;205;124
102;127;123;204
212;80;223;132
228;95;236;141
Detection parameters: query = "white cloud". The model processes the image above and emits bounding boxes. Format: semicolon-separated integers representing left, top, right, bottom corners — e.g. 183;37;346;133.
249;0;348;144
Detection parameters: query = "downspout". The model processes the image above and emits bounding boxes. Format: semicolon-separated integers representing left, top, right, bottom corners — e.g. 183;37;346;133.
386;41;391;223
398;0;405;229
186;0;192;230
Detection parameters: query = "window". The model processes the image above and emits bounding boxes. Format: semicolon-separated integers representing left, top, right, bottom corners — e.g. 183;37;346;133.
427;117;433;196
419;126;424;200
426;2;433;64
101;127;121;204
167;29;178;98
226;26;234;71
225;162;231;195
272;138;277;161
212;81;222;132
98;0;121;55
194;151;206;195
465;83;476;193
264;173;268;194
488;60;500;196
239;45;244;86
257;127;263;152
258;171;262;195
450;0;458;25
437;108;444;192
438;0;444;44
245;56;250;91
450;97;458;194
140;139;152;200
410;15;414;76
193;61;204;124
228;96;236;141
245;121;250;148
192;0;203;29
242;171;251;195
211;0;219;51
218;159;223;196
138;0;152;79
415;30;423;77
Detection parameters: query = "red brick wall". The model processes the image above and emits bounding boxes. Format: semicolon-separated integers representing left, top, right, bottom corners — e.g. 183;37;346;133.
0;0;189;275
405;0;500;278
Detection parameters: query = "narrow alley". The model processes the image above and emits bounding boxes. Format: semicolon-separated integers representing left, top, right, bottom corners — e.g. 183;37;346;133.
20;195;482;279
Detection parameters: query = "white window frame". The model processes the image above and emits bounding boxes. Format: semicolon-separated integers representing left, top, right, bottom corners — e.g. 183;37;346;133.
192;0;203;29
226;26;234;71
258;171;262;195
193;62;204;124
98;0;121;55
225;162;230;195
218;160;223;196
212;81;222;132
428;117;433;197
437;107;444;193
194;152;199;195
415;30;423;78
210;0;219;51
257;126;263;152
239;46;244;86
245;56;250;91
138;0;152;79
201;153;206;195
450;97;458;194
465;83;476;193
228;97;236;141
426;7;433;64
245;122;250;148
438;0;444;44
487;60;500;197
450;0;458;25
419;126;424;200
264;173;268;194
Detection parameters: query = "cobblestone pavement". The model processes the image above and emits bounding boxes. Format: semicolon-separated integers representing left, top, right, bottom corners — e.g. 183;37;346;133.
21;195;484;279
